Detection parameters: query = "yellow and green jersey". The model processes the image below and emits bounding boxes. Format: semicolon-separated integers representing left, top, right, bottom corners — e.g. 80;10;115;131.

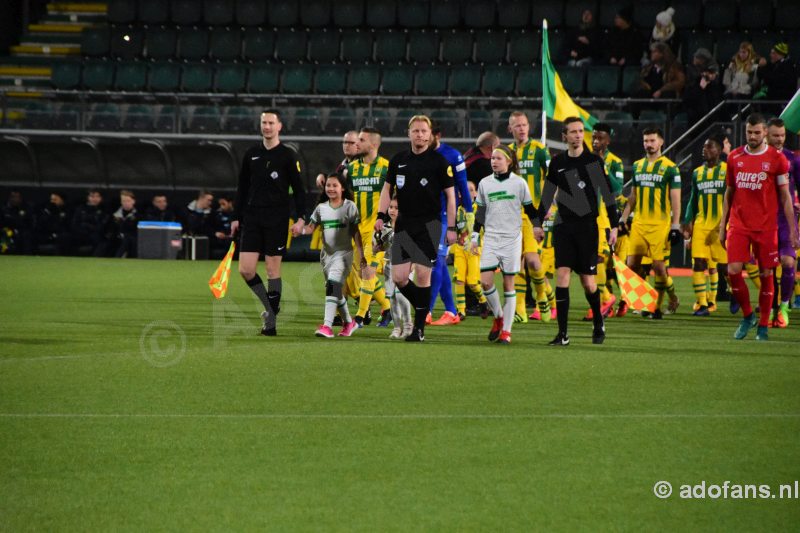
347;155;388;226
542;205;557;248
631;155;681;226
456;201;477;234
595;150;625;230
509;138;550;209
683;161;727;231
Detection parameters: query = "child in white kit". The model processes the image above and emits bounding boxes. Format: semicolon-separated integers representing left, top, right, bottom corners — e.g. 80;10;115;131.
374;196;413;339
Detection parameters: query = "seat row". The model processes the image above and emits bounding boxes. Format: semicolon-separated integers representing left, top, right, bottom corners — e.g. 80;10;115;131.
107;0;798;32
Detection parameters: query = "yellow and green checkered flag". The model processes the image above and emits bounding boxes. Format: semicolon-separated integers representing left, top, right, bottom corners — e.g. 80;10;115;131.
209;242;235;299
612;255;658;313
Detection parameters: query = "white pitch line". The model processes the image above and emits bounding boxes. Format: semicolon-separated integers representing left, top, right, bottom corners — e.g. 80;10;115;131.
0;413;799;420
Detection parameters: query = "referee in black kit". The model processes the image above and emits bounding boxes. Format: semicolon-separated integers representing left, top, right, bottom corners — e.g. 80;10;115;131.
230;109;307;336
374;114;457;342
533;117;619;346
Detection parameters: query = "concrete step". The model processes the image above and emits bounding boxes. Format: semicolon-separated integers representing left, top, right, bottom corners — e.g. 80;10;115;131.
10;43;81;56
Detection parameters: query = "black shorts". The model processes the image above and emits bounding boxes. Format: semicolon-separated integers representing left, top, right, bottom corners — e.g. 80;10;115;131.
239;208;289;256
391;217;441;266
553;219;598;275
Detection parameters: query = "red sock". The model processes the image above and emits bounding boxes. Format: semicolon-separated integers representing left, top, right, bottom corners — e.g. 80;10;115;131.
730;271;753;317
759;273;774;327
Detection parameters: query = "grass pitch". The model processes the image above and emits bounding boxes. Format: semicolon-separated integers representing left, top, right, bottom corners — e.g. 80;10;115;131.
1;256;799;531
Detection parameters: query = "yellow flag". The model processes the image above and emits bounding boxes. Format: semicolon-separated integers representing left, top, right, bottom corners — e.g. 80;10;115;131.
209;242;235;299
612;255;658;313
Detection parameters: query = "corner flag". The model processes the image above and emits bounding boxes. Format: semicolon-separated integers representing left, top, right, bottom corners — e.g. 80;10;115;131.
612;255;658;313
209;242;235;299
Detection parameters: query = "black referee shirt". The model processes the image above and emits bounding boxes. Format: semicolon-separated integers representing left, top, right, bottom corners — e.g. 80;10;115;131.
234;142;306;221
385;148;454;222
538;149;619;227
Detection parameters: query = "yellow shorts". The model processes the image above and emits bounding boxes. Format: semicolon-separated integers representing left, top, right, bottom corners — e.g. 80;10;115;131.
540;246;555;276
358;223;378;266
521;214;542;256
614;233;630;264
629;223;670;262
691;226;728;264
451;244;481;285
597;225;610;258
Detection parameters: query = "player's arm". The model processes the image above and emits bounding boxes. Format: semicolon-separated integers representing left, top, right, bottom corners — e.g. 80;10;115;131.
619;187;635;234
444;185;457;245
534;163;557;229
719;185;733;247
681;173;698;236
288;155;307;234
374;181;392;232
471;203;486;252
452;155;475;234
778;179;800;247
297;205;319;237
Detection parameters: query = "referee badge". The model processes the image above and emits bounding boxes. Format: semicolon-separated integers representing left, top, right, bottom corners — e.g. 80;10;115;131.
396;175;405;188
420;178;428;187
577;180;586;189
270;171;279;179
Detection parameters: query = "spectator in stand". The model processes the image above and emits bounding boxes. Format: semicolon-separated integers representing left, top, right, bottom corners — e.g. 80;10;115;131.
212;195;235;258
143;193;177;222
567;9;600;67
684;62;724;125
606;6;644;68
638;42;686;99
686;48;717;87
723;42;760;98
463;131;500;187
1;190;34;254
34;191;71;255
110;190;138;258
755;42;799;103
71;188;109;256
650;7;677;54
181;189;215;238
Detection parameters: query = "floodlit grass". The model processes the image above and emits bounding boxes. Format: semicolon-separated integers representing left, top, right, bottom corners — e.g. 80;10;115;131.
1;256;798;530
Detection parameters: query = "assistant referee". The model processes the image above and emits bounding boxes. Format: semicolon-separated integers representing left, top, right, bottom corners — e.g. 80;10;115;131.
230;109;307;336
375;114;457;342
534;117;619;346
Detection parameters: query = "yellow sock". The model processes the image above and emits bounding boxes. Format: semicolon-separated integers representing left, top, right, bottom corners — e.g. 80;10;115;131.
665;276;676;298
596;262;611;303
373;278;390;312
455;282;466;314
514;272;527;316
795;277;800;297
546;280;555;308
692;271;708;307
654;275;667;310
531;267;547;302
357;276;377;317
746;263;761;290
468;283;487;304
708;271;718;306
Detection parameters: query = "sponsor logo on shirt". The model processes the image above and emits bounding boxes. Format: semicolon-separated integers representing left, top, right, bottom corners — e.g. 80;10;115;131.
396;175;405;188
735;171;767;190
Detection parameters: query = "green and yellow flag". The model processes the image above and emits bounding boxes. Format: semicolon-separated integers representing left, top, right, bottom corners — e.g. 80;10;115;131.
541;20;597;145
612;255;658;313
209;242;235;299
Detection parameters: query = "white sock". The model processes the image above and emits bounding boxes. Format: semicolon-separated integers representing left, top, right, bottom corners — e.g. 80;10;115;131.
337;297;351;323
396;289;412;324
324;297;338;327
484;286;502;318
502;292;516;332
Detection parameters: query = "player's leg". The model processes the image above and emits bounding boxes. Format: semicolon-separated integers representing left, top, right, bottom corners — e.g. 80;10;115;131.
500;273;516;342
692;257;710;315
453;248;467;317
745;261;761;290
355;226;377;324
466;250;488;317
551;266;572;345
652;259;668;319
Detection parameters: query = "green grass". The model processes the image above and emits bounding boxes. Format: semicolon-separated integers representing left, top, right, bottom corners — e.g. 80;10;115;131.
1;256;799;531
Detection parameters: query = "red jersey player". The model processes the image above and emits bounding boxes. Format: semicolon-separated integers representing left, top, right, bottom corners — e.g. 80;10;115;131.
719;113;799;341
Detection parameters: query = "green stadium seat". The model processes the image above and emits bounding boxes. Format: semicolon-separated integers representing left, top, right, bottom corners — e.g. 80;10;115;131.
246;64;279;93
738;0;772;30
441;30;473;64
138;0;169;24
325;108;356;134
81;26;110;57
300;0;330;27
178;27;209;60
155;105;177;132
110;25;143;59
702;0;736;30
749;32;773;59
308;30;340;63
181;63;214;92
209;27;241;60
242;28;274;61
82;60;114;90
108;0;136;23
408;30;439;64
546;29;567;64
431;109;463;136
605;111;633;121
171;0;202;25
670;0;701;29
185;105;220;133
145;26;177;59
51;61;81;89
274;30;308;62
775;3;800;30
366;0;396;28
269;1;299;27
508;29;539;65
429;0;460;29
391;109;416;136
88;103;120;130
414;65;447;96
235;0;266;26
563;0;596;28
516;68;542;97
633;0;665;30
597;0;628;28
498;0;530;29
482;65;515;96
148;61;181;92
361;108;390;131
715;32;747;67
680;31;714;64
621;65;640;95
531;0;563;28
204;0;234;25
292;108;322;134
340;30;373;63
54;103;80;130
314;65;346;94
115;61;147;91
449;66;480;96
281;64;313;93
381;65;413;95
463;0;495;28
223;106;257;133
347;64;380;94
396;0;428;28
474;30;507;64
586;66;620;96
374;30;406;63
122;104;155;131
495;110;512;135
467;109;493;136
640;109;667;126
214;63;246;92
332;0;364;27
